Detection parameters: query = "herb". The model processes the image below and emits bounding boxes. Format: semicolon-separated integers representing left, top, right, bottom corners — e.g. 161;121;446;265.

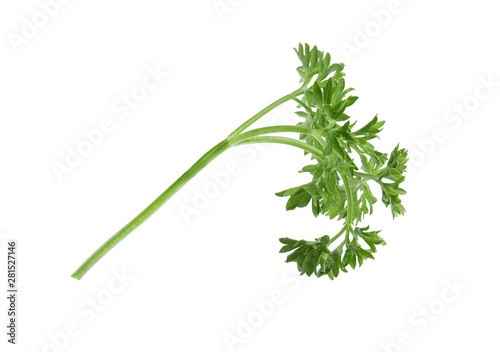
72;44;407;280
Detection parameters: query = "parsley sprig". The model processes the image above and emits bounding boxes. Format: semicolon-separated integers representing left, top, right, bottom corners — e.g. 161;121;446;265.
72;44;407;280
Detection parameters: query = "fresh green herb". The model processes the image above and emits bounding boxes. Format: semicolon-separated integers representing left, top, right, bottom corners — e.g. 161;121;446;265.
72;44;407;280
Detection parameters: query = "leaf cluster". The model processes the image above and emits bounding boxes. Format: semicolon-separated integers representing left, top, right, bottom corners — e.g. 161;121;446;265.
276;44;408;280
279;226;385;279
294;43;344;86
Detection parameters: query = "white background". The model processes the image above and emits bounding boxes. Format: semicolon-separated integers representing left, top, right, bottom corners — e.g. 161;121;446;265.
1;0;499;351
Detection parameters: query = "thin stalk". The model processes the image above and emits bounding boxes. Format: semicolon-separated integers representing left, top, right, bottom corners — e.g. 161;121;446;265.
71;140;231;280
353;171;384;187
227;88;304;138
354;171;379;180
235;136;325;160
229;125;322;146
334;239;346;252
311;131;326;148
328;224;347;246
339;173;354;244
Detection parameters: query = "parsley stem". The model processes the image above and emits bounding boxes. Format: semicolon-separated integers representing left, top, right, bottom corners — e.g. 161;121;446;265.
235;136;326;160
328;225;347;245
71;140;232;280
228;88;304;138
228;125;320;145
353;171;384;186
353;171;376;179
311;131;326;148
339;173;354;243
334;239;346;252
73;132;324;279
72;89;316;280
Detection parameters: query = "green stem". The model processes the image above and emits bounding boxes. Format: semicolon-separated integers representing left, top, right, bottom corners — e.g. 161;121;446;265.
311;131;326;148
228;88;304;138
353;171;376;179
353;171;383;185
71;140;231;280
235;136;325;160
334;239;346;252
229;125;322;146
339;173;354;244
72;88;316;280
328;224;347;246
